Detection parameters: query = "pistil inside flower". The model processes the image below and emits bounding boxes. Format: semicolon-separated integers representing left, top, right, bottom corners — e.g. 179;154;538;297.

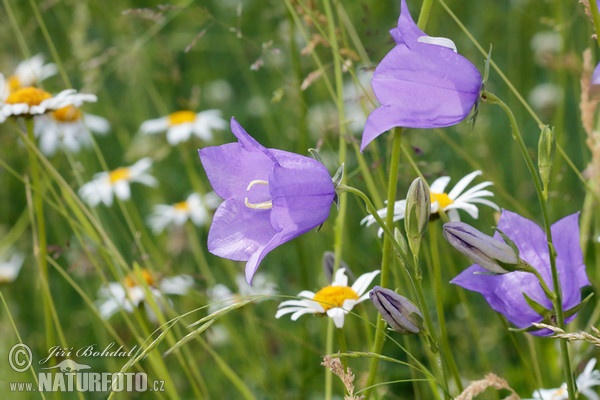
5;86;52;106
109;167;131;184
168;111;196;126
431;192;453;209
313;286;359;312
124;269;155;288
244;180;272;210
52;105;82;122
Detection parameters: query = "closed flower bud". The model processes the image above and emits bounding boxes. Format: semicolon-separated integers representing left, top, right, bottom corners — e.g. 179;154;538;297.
322;251;354;283
369;286;423;334
537;125;555;201
442;221;521;274
404;177;430;256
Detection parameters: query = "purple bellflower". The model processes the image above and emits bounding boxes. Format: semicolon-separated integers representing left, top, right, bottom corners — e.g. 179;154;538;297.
361;0;482;151
199;118;336;284
451;210;590;336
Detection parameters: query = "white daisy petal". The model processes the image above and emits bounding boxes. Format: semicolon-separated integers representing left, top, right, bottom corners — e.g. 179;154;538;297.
447;170;482;199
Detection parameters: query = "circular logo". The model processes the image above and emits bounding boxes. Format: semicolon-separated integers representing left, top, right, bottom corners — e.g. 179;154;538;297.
9;343;32;372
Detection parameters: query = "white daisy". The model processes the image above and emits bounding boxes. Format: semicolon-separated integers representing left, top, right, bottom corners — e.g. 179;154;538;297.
33;104;110;156
361;171;499;236
79;158;157;207
96;269;194;321
0;75;97;123
147;192;221;234
527;358;600;400
0;253;24;283
206;273;277;314
139;109;226;145
275;268;380;329
4;54;57;95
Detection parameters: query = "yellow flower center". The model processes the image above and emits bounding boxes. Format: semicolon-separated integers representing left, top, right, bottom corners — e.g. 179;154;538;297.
124;269;155;288
5;86;52;106
173;200;190;212
109;167;131;184
313;286;359;312
7;75;21;93
430;192;453;209
52;105;81;122
168;110;196;126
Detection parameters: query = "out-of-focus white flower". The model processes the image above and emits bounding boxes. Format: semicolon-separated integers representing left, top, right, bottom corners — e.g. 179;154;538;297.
79;158;157;207
343;67;375;134
276;268;380;329
530;31;562;66
140;110;226;145
147;192;221;234
0;253;24;283
527;358;600;400
0;75;97;124
33;105;110;156
528;83;563;114
206;273;277;314
96;269;194;322
362;171;499;236
3;54;57;95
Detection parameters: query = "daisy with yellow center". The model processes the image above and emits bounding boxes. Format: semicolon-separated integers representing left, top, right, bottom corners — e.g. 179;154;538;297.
0;74;97;123
361;170;499;236
96;269;194;322
147;192;221;234
139;109;226;145
276;268;380;328
3;54;57;95
78;158;157;207
34;104;110;156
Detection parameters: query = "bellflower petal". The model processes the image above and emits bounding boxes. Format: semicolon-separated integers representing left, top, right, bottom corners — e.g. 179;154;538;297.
199;117;335;283
451;210;590;336
361;0;482;150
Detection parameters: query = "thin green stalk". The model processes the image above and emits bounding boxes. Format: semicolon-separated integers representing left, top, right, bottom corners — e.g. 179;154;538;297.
590;0;600;49
364;128;403;399
24;119;55;356
483;91;575;400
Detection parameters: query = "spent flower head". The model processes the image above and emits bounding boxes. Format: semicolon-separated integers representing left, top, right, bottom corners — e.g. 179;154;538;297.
79;158;157;207
451;211;590;336
198;117;336;284
362;170;498;236
140;109;226;145
275;268;380;329
360;0;482;150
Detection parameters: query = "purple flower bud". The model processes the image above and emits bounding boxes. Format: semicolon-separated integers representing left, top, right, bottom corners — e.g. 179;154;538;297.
369;286;423;334
443;221;519;274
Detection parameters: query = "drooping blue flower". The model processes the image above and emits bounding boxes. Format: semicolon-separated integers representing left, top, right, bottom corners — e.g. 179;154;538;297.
199;118;336;284
361;0;482;151
451;211;590;336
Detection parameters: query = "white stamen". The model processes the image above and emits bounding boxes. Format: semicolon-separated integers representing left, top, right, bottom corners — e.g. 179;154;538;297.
245;179;272;209
417;36;458;53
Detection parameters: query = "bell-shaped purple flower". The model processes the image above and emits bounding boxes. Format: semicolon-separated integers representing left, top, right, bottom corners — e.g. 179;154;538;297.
451;210;590;336
199;117;336;284
361;0;482;151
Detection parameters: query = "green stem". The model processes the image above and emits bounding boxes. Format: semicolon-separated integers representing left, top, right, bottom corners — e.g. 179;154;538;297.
322;0;348;398
483;91;575;400
590;0;600;49
363;128;403;399
25;119;54;355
